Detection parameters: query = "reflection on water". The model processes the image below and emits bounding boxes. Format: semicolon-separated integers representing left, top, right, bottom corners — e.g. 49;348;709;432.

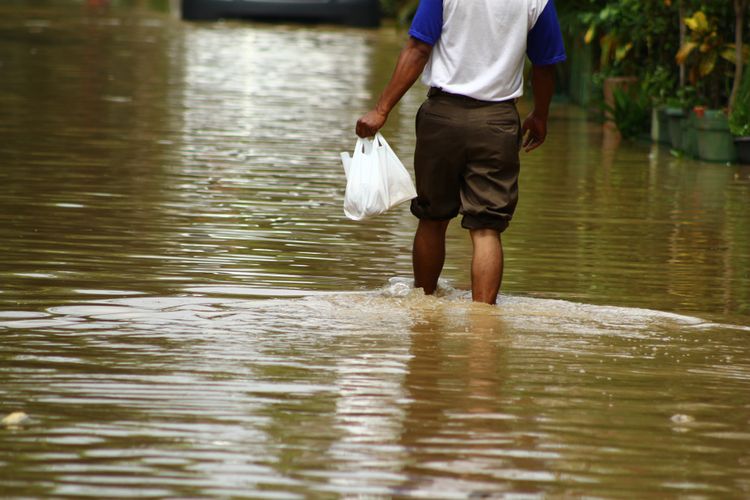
1;1;749;498
2;284;749;497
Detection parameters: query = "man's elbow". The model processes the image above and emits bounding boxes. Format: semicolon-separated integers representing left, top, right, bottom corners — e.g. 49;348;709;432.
532;63;556;74
406;37;433;61
532;64;556;82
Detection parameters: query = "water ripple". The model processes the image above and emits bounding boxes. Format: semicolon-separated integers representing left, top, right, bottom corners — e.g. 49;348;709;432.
1;2;749;498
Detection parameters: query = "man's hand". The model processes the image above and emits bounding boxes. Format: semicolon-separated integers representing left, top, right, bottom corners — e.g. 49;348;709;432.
356;109;388;138
521;111;548;152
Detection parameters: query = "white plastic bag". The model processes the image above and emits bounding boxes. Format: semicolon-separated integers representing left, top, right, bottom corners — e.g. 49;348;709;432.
340;132;417;221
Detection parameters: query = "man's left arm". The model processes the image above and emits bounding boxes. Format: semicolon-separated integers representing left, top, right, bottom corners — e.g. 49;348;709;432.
522;64;556;152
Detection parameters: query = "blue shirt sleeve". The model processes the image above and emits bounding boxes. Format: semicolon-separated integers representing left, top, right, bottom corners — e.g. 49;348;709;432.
408;0;443;46
527;0;567;65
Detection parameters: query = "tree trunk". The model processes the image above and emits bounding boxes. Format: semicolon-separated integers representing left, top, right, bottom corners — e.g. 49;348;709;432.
730;0;747;112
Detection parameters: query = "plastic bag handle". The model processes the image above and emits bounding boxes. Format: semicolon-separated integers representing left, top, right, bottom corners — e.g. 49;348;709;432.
355;136;376;156
374;132;390;149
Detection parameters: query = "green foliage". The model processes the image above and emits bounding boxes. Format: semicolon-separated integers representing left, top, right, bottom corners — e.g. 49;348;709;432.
379;0;418;25
555;0;683;109
730;66;750;136
665;85;698;109
395;0;419;26
558;0;678;75
605;86;651;139
555;1;740;108
379;0;397;17
641;65;677;106
676;10;749;108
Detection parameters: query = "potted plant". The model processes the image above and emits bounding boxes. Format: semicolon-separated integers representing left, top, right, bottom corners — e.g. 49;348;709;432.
642;66;676;144
665;86;697;153
681;105;701;159
730;124;750;164
665;105;686;151
579;1;653;131
694;107;737;162
676;10;745;162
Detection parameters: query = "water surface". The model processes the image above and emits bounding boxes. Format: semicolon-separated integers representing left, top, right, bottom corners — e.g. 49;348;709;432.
1;2;749;498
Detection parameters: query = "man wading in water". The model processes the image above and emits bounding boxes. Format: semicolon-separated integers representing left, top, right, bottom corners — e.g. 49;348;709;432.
356;0;566;304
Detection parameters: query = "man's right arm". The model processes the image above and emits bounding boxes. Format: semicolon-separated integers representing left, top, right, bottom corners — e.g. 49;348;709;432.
355;0;442;138
355;37;433;138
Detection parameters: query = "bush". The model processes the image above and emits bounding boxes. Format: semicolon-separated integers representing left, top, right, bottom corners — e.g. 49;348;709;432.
379;0;418;24
730;66;750;137
605;86;650;139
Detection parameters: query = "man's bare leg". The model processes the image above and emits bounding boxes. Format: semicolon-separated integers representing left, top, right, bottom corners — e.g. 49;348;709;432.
413;219;451;295
470;229;503;304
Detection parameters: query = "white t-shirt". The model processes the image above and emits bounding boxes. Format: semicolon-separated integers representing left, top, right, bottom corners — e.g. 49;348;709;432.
409;0;567;102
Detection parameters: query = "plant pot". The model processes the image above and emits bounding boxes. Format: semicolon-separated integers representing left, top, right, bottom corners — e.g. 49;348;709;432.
695;110;738;163
651;106;670;144
680;110;700;158
734;136;750;164
666;107;686;150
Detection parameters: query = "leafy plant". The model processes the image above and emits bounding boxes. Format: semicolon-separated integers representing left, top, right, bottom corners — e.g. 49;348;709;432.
605;85;651;139
729;66;750;136
676;10;749;108
582;5;634;73
665;85;698;109
395;0;419;26
641;65;677;105
676;12;740;80
576;0;678;77
379;0;418;25
730;109;750;137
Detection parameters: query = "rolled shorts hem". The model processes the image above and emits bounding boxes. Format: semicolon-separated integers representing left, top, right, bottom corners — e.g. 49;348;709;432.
410;201;458;221
460;215;510;232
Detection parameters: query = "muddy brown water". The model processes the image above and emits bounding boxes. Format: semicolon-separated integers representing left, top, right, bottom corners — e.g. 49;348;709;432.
1;2;749;498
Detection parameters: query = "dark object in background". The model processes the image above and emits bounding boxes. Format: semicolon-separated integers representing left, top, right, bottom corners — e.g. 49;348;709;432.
181;0;381;27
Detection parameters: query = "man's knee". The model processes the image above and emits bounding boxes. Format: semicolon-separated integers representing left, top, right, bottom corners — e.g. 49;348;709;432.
470;228;501;241
418;218;451;233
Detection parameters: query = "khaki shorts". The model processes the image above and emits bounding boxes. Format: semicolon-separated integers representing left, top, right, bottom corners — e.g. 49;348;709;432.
410;88;522;232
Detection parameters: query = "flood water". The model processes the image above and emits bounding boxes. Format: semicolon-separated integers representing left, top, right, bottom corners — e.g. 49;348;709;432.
1;2;750;498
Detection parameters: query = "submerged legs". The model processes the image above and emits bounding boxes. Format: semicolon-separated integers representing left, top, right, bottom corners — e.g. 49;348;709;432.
413;221;503;304
469;228;503;305
412;219;450;295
